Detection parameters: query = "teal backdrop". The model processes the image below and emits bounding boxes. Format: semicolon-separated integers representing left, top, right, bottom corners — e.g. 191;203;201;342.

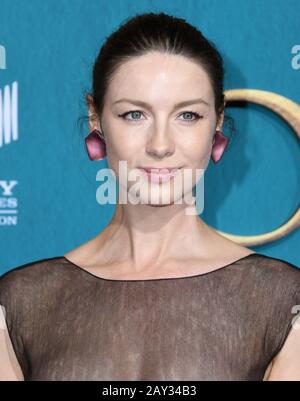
0;0;299;275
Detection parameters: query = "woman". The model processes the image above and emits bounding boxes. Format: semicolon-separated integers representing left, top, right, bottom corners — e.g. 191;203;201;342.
0;12;300;381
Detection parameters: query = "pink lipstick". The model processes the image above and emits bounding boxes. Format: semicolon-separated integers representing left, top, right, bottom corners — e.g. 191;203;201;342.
139;167;181;183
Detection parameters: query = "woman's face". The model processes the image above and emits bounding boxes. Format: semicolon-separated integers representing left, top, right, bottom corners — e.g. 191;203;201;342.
91;51;223;206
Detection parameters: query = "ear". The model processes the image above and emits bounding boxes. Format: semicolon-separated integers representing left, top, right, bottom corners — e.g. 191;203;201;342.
86;94;101;133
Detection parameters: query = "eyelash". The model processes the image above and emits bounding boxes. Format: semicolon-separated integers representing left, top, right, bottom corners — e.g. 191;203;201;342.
118;110;203;123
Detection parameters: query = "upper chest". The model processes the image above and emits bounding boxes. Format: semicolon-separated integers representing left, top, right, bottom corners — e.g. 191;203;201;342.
24;277;270;380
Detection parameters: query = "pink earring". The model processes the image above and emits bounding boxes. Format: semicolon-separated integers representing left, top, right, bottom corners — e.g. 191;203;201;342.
85;129;106;160
211;129;229;163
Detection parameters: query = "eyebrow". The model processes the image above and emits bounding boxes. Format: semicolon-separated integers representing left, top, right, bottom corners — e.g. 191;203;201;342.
113;98;210;110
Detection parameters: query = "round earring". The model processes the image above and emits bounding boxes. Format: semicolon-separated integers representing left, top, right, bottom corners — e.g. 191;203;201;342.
211;129;229;163
85;129;107;161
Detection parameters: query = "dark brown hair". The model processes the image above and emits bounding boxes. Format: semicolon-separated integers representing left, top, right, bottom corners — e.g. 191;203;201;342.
79;12;235;137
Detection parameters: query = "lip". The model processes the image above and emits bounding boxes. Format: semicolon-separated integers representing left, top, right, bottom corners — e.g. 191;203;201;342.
139;167;181;183
139;167;180;173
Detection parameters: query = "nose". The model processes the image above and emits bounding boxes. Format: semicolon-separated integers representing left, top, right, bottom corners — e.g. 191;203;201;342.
146;123;175;159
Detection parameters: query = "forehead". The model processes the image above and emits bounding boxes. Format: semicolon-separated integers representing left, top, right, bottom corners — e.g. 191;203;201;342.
106;51;214;105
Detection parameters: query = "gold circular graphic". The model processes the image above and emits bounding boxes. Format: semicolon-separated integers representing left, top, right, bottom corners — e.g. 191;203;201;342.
215;89;300;246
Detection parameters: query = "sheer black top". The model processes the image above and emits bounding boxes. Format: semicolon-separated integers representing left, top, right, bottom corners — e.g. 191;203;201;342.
0;253;300;381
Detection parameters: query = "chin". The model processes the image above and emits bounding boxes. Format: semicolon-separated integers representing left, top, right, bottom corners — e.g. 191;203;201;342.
136;186;193;207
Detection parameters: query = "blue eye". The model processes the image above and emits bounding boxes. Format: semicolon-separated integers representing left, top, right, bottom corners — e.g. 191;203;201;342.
118;110;203;123
118;110;145;121
179;111;203;122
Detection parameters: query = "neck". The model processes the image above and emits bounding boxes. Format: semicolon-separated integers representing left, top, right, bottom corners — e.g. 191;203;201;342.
99;201;218;272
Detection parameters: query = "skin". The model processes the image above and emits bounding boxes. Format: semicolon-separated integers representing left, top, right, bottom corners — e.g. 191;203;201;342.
69;51;256;279
1;51;299;381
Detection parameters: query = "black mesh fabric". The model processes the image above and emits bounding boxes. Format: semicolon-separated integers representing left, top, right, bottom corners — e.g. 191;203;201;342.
0;252;300;381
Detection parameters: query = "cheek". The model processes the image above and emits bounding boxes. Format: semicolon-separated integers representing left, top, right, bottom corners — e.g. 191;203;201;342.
105;130;143;179
105;118;142;158
180;128;213;167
